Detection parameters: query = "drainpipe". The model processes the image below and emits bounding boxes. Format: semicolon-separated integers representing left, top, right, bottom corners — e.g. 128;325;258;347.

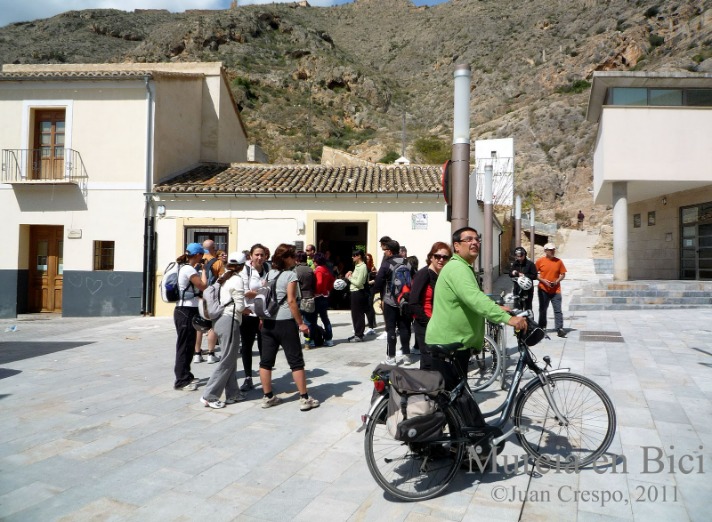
141;76;156;315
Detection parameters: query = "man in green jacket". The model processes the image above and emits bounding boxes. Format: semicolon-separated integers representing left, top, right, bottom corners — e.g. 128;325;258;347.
426;227;528;387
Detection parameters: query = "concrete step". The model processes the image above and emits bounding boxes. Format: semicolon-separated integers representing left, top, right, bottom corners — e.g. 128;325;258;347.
570;279;712;310
575;296;712;305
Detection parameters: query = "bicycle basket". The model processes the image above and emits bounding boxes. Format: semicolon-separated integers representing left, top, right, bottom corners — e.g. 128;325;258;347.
520;318;546;347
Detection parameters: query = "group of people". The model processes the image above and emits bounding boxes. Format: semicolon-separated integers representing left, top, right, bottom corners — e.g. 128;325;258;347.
170;229;568;408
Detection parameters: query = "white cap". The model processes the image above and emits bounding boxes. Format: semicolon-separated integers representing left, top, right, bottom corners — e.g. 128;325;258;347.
227;251;247;265
544;243;556;251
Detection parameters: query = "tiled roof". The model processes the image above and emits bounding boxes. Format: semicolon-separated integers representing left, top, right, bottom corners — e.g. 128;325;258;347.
0;70;203;81
155;163;444;195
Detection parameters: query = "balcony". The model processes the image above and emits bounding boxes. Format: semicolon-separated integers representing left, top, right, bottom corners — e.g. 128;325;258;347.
1;148;88;196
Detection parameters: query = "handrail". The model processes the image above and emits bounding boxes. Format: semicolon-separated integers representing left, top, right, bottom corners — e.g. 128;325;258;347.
1;148;88;195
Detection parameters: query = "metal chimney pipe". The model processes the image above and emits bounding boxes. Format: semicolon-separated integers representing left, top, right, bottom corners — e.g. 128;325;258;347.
530;207;536;253
514;195;522;249
483;164;494;294
451;64;471;233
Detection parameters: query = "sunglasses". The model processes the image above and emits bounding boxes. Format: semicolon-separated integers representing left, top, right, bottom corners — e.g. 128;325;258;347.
432;254;450;261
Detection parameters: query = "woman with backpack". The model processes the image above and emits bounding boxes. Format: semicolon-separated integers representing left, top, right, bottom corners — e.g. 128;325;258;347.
200;252;248;409
259;243;320;411
172;243;209;391
409;242;452;371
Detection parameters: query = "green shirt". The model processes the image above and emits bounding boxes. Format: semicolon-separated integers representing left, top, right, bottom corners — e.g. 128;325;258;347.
349;261;368;291
425;253;511;350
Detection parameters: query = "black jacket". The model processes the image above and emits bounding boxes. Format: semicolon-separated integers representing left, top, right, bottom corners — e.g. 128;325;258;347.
509;258;537;285
409;266;438;326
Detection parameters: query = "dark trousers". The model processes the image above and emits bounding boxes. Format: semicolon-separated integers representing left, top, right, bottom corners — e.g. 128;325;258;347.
301;309;318;345
383;304;411;358
350;289;368;338
173;306;198;388
537;289;563;330
240;315;262;377
260;319;305;371
365;287;377;328
314;296;333;341
414;321;429;368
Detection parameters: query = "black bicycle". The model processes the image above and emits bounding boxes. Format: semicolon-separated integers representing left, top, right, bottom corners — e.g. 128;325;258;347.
362;311;617;501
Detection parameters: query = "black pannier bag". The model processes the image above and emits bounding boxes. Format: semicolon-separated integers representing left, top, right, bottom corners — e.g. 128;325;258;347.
386;368;447;442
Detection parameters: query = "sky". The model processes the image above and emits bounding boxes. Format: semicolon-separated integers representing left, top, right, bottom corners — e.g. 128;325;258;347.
0;0;450;29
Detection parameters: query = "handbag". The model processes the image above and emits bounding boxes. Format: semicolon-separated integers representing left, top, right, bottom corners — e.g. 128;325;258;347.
300;296;315;313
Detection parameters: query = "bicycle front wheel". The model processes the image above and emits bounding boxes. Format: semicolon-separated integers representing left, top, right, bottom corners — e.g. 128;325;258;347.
514;373;616;468
467;335;501;392
364;397;464;501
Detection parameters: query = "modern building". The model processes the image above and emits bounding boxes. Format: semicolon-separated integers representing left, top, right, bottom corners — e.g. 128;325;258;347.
586;71;712;281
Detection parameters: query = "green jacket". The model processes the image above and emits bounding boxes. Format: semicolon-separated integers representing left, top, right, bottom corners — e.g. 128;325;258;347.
425;253;510;350
349;261;368;291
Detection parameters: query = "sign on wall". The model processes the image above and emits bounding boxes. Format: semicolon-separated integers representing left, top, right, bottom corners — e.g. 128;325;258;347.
412;213;428;230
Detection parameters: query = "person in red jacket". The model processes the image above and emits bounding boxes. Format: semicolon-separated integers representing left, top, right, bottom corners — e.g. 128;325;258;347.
313;252;335;346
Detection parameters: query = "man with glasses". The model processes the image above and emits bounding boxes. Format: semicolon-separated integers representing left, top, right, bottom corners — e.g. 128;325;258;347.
509;246;537;311
305;244;316;269
426;227;528;389
535;243;567;338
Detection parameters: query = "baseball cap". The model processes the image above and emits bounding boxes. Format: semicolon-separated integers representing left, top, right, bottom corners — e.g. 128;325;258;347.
186;243;204;256
544;243;556;251
227;251;247;265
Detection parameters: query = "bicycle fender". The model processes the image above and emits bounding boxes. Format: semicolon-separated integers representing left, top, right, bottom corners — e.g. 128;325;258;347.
361;393;388;430
515;368;571;400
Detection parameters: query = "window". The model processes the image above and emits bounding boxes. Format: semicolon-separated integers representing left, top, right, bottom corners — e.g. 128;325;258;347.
649;89;682;106
610;88;647;105
184;227;228;253
648;211;656;226
633;214;641;228
609;87;712;107
686;89;712;106
94;241;115;270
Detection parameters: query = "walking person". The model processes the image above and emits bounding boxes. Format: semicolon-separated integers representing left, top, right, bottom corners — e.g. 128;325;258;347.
373;239;412;365
536;243;568;338
410;242;452;370
345;249;369;342
200;252;248;408
259;244;320;411
509;246;538;311
238;243;269;392
577;210;585;230
294;250;318;349
172;243;209;391
313;252;335;346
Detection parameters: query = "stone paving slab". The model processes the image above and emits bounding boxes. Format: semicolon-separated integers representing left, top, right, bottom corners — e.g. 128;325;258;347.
1;272;712;521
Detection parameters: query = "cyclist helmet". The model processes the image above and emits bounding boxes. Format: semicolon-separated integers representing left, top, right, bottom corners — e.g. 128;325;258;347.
192;315;212;333
517;275;533;291
514;247;527;258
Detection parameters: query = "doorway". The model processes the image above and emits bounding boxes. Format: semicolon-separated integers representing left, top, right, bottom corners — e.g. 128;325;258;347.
681;202;712;280
316;221;368;277
29;225;64;312
32;109;66;180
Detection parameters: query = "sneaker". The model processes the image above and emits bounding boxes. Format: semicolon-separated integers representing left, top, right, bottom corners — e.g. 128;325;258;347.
377;332;388;340
365;328;376;336
240;377;254;392
324;340;334;347
381;357;398;366
557;328;567;338
299;397;320;411
179;382;198;391
261;395;282;408
303;343;312;351
348;336;364;343
400;354;413;366
192;353;204;364
200;396;225;409
411;347;421;356
225;393;247;404
206;353;220;364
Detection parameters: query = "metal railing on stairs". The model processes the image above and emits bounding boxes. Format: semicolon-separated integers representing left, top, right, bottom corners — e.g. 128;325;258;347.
1;148;88;196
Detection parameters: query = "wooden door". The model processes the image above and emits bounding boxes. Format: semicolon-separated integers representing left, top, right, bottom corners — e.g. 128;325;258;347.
29;226;64;313
32;110;65;180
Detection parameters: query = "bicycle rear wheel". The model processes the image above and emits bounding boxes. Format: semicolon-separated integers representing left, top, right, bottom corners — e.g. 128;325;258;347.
467;335;501;392
364;397;464;501
514;373;616;468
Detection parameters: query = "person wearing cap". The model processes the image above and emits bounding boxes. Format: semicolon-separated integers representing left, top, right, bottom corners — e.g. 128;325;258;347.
200;252;248;408
535;243;567;338
172;243;209;391
509;246;538;310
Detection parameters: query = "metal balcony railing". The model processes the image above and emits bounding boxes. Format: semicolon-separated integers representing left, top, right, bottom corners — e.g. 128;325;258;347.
1;148;88;195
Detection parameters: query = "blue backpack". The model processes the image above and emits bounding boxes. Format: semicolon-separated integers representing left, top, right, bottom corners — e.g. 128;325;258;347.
386;257;412;309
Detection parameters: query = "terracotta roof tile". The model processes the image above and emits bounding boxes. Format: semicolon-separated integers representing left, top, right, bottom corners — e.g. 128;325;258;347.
155;163;443;195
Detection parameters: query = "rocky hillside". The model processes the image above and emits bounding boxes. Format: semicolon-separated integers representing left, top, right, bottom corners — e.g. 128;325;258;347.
1;0;711;227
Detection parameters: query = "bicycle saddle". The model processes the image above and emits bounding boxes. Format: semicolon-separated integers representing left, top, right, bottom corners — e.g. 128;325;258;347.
427;343;464;360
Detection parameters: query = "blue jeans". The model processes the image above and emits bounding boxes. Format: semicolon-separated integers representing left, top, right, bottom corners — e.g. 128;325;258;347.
537;289;563;330
314;296;333;341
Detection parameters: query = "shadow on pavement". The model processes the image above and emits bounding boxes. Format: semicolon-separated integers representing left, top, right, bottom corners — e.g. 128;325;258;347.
0;341;95;364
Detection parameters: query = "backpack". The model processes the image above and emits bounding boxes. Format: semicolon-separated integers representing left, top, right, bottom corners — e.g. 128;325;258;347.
253;271;287;319
204;257;219;285
199;272;235;321
386;257;412;310
160;262;188;303
386;368;447;442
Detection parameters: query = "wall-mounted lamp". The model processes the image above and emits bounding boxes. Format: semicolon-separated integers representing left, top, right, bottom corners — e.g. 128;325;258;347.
157;204;166;216
661;197;667;206
296;219;305;234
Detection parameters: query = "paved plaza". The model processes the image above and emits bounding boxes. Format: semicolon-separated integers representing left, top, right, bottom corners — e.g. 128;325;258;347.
1;264;711;521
